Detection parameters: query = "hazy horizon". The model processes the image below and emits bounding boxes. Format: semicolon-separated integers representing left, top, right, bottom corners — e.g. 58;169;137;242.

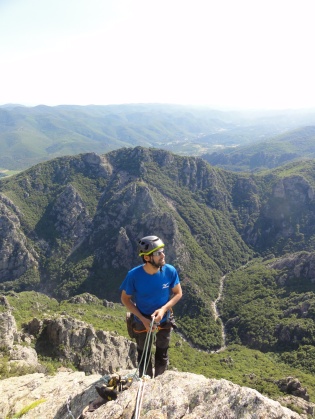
1;0;315;111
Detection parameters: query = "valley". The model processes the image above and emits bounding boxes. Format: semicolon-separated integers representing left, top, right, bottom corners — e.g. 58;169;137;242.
1;105;315;414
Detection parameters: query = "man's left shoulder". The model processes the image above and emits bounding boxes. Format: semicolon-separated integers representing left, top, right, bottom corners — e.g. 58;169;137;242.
162;264;178;274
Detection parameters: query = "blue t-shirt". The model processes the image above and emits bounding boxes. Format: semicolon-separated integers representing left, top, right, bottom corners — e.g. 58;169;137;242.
120;264;180;316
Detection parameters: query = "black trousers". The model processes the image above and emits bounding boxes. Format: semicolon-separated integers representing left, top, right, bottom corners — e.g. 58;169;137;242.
134;321;171;378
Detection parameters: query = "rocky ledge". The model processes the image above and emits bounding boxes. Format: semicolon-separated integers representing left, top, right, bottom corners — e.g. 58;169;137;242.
0;370;309;419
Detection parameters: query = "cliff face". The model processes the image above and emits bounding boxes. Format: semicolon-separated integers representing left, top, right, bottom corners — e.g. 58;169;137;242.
251;174;315;251
0;194;38;281
34;316;137;375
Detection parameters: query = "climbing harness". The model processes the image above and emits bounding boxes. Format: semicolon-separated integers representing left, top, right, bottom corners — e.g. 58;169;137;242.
127;308;176;340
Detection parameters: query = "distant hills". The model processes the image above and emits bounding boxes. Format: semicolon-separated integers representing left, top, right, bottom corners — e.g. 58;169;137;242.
202;125;315;172
2;103;315;172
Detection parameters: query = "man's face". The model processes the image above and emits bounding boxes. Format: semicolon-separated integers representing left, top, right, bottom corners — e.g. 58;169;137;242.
145;249;166;268
151;249;165;267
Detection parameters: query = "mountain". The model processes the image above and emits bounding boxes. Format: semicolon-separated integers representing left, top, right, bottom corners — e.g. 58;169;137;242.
202;126;315;172
2;104;315;172
0;103;231;170
1;146;315;354
2;146;315;414
0;147;253;349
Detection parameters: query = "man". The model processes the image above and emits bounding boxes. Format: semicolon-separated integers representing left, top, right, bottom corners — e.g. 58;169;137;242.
120;235;182;377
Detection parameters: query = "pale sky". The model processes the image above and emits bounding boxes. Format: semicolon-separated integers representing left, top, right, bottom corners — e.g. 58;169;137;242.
1;0;315;110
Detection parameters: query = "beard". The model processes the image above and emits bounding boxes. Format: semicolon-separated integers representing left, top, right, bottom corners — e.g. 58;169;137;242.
148;257;165;269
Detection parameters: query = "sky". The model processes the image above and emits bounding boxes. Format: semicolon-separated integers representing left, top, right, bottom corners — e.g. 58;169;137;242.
1;0;315;110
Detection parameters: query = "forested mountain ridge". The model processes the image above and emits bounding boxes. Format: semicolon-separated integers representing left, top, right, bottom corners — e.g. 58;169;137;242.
202;125;315;172
219;251;315;377
2;103;315;173
1;147;315;351
0;103;232;170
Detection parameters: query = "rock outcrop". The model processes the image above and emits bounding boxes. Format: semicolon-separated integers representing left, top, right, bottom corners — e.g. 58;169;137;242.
0;194;38;281
50;184;92;243
270;252;315;285
1;302;314;418
277;377;309;401
33;315;137;375
0;370;305;419
1;300;137;377
0;310;17;348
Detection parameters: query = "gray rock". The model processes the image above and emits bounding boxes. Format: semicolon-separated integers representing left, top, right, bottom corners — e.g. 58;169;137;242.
0;310;17;348
68;293;101;305
51;184;92;243
9;344;39;367
0;370;304;419
35;315;137;374
277;377;309;401
0;197;38;281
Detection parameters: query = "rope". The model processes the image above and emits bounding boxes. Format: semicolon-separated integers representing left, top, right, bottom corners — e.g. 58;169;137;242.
134;317;157;378
132;317;157;418
67;318;157;419
65;395;75;419
133;380;145;419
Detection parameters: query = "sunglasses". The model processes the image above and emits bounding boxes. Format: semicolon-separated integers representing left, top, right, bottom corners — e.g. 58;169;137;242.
152;249;165;256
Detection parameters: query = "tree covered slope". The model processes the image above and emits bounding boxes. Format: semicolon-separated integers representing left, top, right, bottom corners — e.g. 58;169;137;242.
1;147;315;350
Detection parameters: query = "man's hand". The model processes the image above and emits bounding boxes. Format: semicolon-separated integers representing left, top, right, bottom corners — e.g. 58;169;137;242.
141;316;154;331
151;307;166;325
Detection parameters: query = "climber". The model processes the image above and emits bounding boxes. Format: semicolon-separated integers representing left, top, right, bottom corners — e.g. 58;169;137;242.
120;235;182;377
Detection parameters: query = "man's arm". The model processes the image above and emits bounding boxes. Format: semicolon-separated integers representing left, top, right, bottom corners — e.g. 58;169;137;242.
152;283;183;323
121;290;152;330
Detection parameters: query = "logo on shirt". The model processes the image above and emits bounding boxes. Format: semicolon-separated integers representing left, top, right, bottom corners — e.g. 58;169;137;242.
162;283;169;289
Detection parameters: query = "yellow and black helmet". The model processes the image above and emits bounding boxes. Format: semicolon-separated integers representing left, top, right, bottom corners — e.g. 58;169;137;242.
138;235;164;256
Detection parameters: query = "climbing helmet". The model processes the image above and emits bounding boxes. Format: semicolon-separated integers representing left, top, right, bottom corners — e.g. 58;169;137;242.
138;235;165;256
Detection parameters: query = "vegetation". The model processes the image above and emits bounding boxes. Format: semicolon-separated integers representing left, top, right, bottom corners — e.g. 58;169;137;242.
2;291;315;403
2;147;315;350
2;104;315;172
170;341;315;402
0;104;236;171
202;126;315;172
5;291;127;333
6;399;46;419
219;256;315;378
2;145;315;405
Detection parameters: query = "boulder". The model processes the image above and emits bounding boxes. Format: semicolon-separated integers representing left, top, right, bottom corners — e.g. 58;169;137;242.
0;310;17;348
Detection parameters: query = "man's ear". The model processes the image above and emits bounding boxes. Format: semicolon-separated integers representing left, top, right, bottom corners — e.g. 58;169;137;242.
143;254;150;263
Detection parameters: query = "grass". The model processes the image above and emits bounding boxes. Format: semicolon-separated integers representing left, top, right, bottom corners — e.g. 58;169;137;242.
7;399;46;419
0;169;20;178
5;291;127;335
